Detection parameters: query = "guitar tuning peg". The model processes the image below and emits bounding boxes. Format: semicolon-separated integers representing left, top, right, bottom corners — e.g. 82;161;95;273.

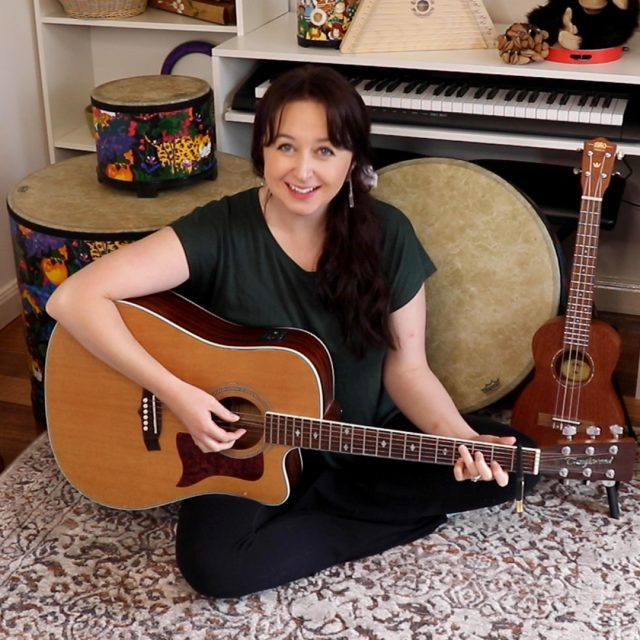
586;425;601;439
609;424;625;440
573;166;581;175
562;425;577;440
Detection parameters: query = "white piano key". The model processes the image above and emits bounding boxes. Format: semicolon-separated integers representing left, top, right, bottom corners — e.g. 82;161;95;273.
254;79;271;98
612;98;627;126
556;94;579;122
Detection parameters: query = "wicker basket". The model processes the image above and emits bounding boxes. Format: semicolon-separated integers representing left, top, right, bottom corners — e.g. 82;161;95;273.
59;0;148;19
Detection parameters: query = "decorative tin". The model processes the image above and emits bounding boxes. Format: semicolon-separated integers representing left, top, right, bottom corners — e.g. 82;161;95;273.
91;75;217;197
297;0;360;48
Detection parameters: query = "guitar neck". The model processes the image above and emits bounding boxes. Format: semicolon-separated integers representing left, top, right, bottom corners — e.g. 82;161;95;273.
265;412;541;475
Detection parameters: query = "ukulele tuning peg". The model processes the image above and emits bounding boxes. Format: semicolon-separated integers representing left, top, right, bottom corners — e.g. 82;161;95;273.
586;425;601;439
609;424;625;440
562;425;577;440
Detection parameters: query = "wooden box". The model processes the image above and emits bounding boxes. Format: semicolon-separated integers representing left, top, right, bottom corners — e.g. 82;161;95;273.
148;0;236;25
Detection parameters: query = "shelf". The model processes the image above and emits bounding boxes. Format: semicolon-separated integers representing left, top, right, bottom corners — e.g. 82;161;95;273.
40;6;238;33
217;13;640;85
56;125;95;153
39;5;238;33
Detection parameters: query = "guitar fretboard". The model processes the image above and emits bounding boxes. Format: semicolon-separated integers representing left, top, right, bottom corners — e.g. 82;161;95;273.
265;412;540;475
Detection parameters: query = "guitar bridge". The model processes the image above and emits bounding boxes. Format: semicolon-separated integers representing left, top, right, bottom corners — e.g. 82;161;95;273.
139;389;162;450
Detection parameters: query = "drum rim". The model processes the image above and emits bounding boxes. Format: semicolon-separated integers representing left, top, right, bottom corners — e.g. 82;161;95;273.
91;75;212;111
374;156;564;412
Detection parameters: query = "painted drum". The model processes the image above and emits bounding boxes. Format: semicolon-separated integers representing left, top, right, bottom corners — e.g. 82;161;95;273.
8;152;260;425
91;75;216;197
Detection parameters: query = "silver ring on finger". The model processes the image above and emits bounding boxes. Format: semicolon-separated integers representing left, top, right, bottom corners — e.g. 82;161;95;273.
470;475;482;482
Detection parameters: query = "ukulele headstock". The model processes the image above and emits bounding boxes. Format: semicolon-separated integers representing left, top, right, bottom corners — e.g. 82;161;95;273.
580;137;618;196
540;429;636;482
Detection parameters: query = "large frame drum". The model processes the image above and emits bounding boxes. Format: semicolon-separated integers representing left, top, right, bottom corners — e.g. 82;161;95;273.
8;152;260;425
374;157;565;413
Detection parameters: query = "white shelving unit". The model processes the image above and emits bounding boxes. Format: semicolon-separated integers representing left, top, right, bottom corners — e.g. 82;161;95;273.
213;12;640;158
34;0;288;162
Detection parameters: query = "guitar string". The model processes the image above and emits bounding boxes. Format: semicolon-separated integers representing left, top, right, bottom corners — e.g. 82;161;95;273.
216;413;619;475
217;412;592;469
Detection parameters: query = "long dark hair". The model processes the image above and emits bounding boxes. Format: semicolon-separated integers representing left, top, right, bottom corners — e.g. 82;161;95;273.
251;65;394;357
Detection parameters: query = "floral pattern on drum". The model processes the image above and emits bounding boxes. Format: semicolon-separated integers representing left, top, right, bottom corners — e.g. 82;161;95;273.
9;216;136;424
93;101;215;185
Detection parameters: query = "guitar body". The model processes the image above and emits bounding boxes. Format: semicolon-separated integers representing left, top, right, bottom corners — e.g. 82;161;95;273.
45;292;335;509
511;315;626;446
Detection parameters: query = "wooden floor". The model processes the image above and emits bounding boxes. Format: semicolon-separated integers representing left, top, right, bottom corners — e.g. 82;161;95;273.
0;311;639;473
0;318;45;472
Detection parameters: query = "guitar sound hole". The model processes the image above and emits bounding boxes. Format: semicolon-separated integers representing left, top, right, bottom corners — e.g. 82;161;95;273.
220;396;264;451
553;349;593;386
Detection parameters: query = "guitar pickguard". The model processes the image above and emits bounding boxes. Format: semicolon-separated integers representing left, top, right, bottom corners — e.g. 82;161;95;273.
176;432;264;487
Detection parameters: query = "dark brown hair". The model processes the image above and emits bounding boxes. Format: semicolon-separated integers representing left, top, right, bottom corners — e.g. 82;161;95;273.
251;64;393;357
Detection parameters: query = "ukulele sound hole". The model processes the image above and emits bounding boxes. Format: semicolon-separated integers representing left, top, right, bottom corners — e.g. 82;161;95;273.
220;396;264;452
553;349;594;386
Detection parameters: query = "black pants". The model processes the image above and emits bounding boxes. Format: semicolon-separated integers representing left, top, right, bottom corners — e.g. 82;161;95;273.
175;415;538;598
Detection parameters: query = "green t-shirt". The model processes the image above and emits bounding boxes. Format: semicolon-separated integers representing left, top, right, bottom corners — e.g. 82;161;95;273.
170;187;435;428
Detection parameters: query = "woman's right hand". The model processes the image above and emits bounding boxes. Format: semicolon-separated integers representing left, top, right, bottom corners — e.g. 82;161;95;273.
163;380;245;453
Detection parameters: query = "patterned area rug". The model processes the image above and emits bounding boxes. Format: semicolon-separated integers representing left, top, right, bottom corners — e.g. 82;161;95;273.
2;434;640;640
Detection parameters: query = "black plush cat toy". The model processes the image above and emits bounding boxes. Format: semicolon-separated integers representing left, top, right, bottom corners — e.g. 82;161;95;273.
527;0;639;49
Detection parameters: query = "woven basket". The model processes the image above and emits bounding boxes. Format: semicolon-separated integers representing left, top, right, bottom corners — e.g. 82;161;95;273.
59;0;148;18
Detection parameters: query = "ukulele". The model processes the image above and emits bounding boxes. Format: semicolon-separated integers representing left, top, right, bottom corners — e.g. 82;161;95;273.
511;137;627;447
44;291;636;510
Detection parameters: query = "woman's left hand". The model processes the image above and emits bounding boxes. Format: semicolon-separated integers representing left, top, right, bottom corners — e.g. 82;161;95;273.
453;434;516;487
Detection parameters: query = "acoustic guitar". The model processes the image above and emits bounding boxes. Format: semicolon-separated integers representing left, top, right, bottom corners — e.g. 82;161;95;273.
44;291;636;510
511;138;627;447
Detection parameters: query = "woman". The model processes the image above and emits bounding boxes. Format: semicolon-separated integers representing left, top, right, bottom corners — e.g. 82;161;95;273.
47;65;536;597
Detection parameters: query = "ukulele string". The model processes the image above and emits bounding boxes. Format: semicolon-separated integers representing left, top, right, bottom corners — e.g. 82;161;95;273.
554;150;602;433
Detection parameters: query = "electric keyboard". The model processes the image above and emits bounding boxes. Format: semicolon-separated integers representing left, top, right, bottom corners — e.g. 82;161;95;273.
230;63;640;143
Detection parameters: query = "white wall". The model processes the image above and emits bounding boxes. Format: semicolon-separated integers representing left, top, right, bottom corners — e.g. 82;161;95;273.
0;1;49;329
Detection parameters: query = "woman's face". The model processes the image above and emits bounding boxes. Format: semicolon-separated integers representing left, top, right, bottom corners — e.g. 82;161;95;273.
262;99;353;222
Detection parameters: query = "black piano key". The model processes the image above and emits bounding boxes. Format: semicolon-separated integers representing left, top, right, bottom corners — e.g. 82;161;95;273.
505;88;517;101
603;95;613;107
444;84;458;97
516;89;528;102
590;95;602;107
363;78;379;91
474;86;488;99
403;79;420;93
528;91;540;103
374;78;392;91
415;81;431;94
546;91;559;104
456;85;470;97
578;94;589;106
487;87;499;99
385;79;402;92
559;93;571;105
433;83;448;96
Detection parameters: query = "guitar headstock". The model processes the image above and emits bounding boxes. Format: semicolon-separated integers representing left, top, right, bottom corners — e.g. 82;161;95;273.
540;436;636;482
580;137;618;197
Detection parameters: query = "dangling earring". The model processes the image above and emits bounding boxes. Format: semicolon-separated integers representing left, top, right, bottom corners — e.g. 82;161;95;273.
348;176;355;209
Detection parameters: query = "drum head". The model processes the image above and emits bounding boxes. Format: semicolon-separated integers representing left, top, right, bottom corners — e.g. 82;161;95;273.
374;157;562;413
